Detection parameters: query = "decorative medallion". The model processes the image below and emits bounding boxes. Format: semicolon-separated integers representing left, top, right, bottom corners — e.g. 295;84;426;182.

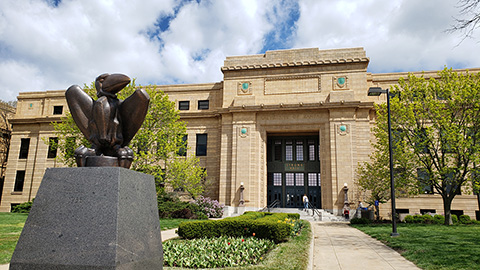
239;126;249;138
337;123;350;136
333;76;348;90
238;82;252;95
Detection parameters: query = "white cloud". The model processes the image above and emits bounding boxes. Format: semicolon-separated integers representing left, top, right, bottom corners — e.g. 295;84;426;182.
0;0;480;102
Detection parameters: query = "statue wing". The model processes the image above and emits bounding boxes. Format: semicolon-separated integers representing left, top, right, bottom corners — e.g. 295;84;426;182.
65;85;94;140
119;88;150;146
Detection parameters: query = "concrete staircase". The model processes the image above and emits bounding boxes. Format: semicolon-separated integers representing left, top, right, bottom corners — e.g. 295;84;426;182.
266;207;348;222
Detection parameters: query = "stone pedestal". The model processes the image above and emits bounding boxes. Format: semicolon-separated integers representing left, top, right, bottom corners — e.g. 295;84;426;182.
10;167;163;270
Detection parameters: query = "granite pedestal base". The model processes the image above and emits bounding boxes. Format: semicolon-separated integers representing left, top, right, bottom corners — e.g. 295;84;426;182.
10;167;163;270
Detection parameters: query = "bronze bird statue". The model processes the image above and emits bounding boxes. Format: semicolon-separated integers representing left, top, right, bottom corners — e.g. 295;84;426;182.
65;73;150;168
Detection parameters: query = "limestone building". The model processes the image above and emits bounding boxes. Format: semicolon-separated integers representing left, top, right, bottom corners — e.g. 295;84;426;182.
1;47;479;220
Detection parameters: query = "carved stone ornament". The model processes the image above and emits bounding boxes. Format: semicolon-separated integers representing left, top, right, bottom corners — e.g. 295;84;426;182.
238;82;252;95
333;76;348;90
337;123;350;136
66;73;150;168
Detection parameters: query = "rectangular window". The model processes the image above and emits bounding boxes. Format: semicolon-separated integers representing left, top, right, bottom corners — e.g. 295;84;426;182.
19;138;30;159
295;173;304;186
53;106;63;115
286;173;294;186
47;137;58;158
308;140;316;161
420;209;436;215
273;173;282;186
274;140;282;161
308;173;317;186
196;134;207;156
285;140;293;161
296;141;304;161
178;135;187;156
198;100;209;110
179;101;190;110
417;168;433;194
14;171;26;192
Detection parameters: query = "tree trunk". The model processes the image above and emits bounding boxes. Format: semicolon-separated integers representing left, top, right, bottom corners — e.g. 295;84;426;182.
374;204;380;221
443;195;453;225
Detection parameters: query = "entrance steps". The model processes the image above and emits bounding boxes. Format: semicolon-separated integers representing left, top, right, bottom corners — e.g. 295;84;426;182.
265;208;348;222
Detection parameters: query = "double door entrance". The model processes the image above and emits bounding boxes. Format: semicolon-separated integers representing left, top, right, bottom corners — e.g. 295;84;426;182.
267;135;321;208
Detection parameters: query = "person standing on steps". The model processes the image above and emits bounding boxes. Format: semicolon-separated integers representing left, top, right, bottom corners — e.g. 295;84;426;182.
302;194;309;212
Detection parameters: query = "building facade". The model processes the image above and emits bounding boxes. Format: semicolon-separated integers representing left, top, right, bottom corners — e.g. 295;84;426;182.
1;47;479;219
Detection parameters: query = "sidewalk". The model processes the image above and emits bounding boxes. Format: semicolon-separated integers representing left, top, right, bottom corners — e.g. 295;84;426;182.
310;222;420;270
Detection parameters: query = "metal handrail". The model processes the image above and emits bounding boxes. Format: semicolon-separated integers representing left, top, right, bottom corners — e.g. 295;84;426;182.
306;201;322;219
259;199;279;212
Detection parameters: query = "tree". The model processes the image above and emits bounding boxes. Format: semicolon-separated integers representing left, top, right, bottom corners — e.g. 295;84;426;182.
0;100;15;181
166;157;206;198
356;101;418;221
385;68;480;225
448;0;480;40
52;80;206;197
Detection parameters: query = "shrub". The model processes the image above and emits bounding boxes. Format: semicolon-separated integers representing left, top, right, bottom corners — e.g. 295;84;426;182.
452;214;459;224
11;199;34;213
404;215;414;223
413;214;425;223
177;212;296;242
158;201;190;218
191;195;224;218
433;214;445;224
459;215;472;224
350;217;372;224
422;214;434;224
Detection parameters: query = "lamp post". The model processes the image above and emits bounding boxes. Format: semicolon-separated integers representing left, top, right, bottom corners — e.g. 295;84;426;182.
368;87;399;236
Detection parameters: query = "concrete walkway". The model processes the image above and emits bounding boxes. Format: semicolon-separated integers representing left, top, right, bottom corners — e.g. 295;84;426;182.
310;222;420;270
1;225;420;270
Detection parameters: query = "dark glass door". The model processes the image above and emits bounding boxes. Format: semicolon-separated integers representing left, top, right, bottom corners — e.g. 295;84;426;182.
267;136;321;208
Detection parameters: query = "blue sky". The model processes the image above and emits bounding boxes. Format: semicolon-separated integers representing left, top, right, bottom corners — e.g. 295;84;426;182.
0;0;478;101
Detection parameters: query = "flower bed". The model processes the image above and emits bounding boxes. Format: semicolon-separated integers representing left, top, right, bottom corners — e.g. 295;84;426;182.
163;236;275;268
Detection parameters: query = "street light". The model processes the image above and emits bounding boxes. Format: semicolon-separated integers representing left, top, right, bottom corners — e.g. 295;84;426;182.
368;87;399;237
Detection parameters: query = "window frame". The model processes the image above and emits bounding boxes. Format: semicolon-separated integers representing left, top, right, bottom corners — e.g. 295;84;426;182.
179;101;190;111
196;134;208;156
19;138;30;159
14;170;26;192
198;100;209;110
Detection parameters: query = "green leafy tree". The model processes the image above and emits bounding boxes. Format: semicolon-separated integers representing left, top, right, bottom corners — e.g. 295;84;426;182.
366;68;480;225
166;157;207;198
52;80;206;197
356;102;418;220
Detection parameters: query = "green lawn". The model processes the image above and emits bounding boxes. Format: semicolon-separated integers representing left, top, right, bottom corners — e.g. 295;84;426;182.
0;213;28;264
0;213;192;265
352;223;480;270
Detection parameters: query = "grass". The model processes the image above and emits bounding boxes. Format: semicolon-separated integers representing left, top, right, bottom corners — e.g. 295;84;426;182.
351;223;480;270
0;213;28;264
0;213;195;265
161;218;190;230
164;220;311;270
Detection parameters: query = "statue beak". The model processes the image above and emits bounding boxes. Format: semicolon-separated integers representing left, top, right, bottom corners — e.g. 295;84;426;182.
101;74;131;94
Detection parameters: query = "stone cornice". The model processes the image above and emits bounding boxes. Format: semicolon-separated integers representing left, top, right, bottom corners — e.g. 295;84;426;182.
221;101;374;113
221;57;369;71
9;116;63;124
